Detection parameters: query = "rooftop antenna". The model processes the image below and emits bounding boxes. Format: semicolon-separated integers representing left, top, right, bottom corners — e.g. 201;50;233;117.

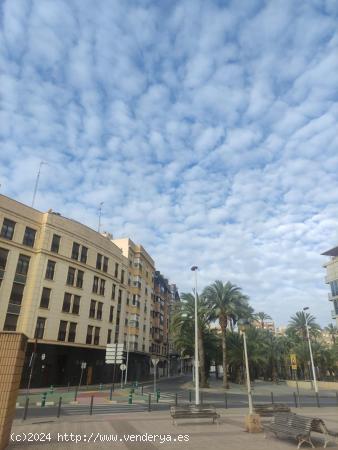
32;161;47;208
98;202;104;232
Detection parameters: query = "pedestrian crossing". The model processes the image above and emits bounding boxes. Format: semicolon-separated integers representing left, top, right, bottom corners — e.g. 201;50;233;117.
62;403;148;416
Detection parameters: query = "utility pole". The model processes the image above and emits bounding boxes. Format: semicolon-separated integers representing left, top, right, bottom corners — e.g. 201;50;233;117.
191;266;199;405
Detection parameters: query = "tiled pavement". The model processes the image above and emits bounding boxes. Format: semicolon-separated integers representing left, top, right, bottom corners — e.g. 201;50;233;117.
7;408;338;449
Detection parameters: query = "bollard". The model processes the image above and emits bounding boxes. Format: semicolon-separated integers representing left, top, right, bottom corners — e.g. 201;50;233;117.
50;385;54;394
109;386;113;401
141;385;144;395
271;392;274;404
293;392;298;408
57;397;62;418
99;383;103;391
89;396;94;415
315;392;320;408
148;393;151;412
41;392;47;407
189;390;192;403
67;382;70;392
129;391;133;405
225;393;228;409
23;397;29;421
74;387;78;402
175;393;178;406
336;392;338;406
156;389;160;403
200;391;203;404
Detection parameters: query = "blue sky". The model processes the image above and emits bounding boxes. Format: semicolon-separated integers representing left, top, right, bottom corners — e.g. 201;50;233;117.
1;0;338;326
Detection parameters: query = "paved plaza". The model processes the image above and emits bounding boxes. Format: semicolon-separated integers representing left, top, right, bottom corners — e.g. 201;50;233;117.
7;407;338;449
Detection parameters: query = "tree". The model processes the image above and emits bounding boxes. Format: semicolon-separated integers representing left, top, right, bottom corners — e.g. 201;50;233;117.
254;311;272;329
287;311;321;341
203;280;251;388
171;292;213;387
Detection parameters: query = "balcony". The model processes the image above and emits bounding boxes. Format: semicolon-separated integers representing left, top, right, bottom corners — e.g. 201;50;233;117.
14;273;27;285
328;293;338;301
331;310;337;319
7;303;21;315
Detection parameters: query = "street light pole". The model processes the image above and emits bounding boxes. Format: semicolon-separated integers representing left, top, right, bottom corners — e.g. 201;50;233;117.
242;330;253;414
191;266;200;406
303;307;318;393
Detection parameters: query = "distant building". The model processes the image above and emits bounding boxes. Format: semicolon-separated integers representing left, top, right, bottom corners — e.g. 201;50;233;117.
322;246;338;326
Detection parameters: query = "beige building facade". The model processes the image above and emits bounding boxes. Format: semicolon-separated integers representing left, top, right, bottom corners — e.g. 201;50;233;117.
0;194;175;386
322;246;338;327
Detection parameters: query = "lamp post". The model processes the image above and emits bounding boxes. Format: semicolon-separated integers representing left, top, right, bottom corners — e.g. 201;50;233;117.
191;266;200;406
238;319;261;432
303;307;318;394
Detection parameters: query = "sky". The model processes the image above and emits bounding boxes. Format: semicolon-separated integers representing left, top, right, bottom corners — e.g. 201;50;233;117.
1;0;338;326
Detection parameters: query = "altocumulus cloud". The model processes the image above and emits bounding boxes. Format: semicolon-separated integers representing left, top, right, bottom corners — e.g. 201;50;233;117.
1;0;338;325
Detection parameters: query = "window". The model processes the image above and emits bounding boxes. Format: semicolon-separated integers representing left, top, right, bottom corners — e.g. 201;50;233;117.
66;267;75;285
45;260;55;280
103;256;108;273
89;300;96;318
118;289;122;303
62;293;71;313
71;242;80;260
94;327;100;345
34;317;46;339
1;218;15;240
0;247;9;270
4;313;18;331
51;234;61;253
10;282;24;305
16;254;30;275
22;227;36;247
96;253;102;270
80;246;88;264
114;263;119;278
68;322;77;342
76;270;84;288
121;270;125;284
58;321;67;341
40;287;51;308
112;284;116;300
86;325;93;344
99;279;105;296
97;302;103;320
109;306;114;323
92;276;99;293
107;329;112;344
72;295;80;314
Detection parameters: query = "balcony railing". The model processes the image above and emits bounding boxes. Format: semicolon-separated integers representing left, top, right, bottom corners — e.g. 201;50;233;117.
331;310;336;319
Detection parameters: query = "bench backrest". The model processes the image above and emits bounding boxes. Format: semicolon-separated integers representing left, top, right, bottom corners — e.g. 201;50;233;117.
273;413;315;433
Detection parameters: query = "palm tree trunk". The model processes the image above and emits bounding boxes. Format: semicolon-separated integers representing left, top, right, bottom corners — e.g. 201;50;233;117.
220;321;229;389
198;328;208;388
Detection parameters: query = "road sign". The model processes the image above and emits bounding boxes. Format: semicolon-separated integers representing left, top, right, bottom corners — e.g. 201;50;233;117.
151;358;159;366
81;362;87;369
120;364;127;371
290;354;297;370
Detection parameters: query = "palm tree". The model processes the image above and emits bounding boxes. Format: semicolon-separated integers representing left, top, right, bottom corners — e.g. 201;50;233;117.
203;280;251;388
254;311;272;329
325;323;337;345
287;311;321;341
171;292;213;387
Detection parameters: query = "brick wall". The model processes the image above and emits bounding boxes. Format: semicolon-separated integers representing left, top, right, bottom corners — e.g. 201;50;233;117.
0;332;27;450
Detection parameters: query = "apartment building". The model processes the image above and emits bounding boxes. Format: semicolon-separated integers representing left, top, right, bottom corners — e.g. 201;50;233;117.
112;238;155;380
322;246;338;326
0;194;129;387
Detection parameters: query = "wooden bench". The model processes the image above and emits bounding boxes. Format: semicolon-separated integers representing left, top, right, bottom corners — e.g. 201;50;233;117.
170;404;220;425
264;413;315;448
310;418;338;448
254;403;290;417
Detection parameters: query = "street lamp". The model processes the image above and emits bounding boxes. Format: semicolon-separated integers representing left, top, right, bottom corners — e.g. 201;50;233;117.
191;266;200;406
238;319;253;415
303;307;318;394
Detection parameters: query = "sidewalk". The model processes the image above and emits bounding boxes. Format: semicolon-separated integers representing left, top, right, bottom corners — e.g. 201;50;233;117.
8;407;337;449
